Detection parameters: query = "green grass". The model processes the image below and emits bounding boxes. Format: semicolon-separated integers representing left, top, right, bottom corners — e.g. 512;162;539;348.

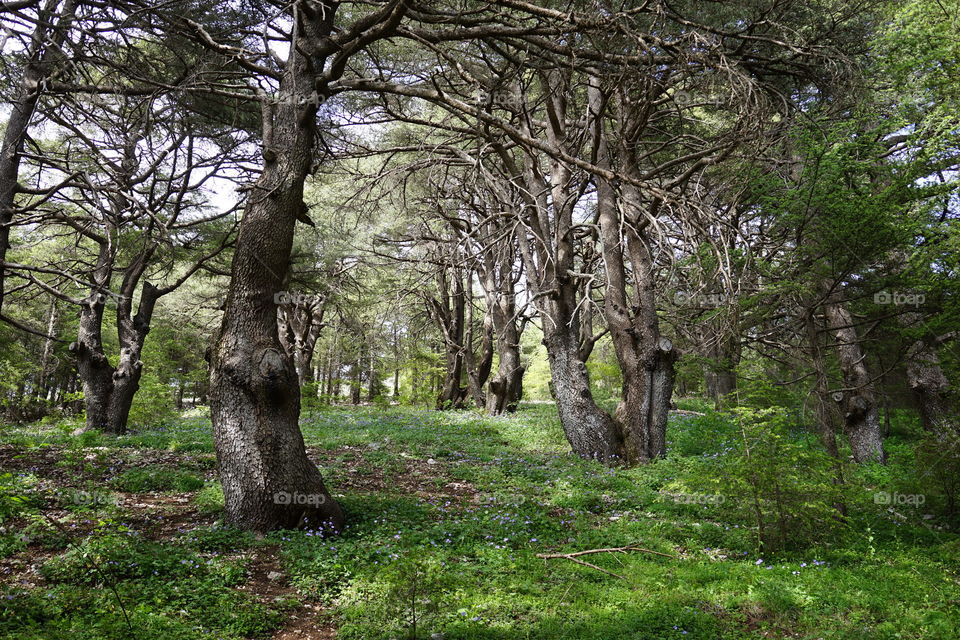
0;404;957;639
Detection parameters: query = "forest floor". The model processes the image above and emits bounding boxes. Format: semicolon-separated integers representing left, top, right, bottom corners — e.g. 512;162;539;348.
1;403;958;639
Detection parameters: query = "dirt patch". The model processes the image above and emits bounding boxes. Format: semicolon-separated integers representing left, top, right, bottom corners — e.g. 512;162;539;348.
309;445;479;506
237;546;337;639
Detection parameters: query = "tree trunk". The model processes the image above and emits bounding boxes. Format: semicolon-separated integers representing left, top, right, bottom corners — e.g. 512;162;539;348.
464;281;494;409
596;185;676;463
208;3;346;533
350;361;362;404
905;337;956;436
480;231;525;415
367;353;379;401
591;82;677;464
278;297;324;386
704;323;740;407
543;313;625;461
431;269;468;409
823;299;885;463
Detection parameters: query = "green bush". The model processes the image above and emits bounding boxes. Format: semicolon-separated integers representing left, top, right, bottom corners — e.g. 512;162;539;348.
678;406;847;552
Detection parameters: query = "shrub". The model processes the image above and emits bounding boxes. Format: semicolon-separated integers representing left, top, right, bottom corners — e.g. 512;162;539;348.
680;406;847;552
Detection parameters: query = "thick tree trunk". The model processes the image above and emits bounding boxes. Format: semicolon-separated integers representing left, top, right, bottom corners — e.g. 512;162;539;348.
823;299;885;463
543;316;624;461
278;298;324;386
905;337;956;436
480;236;525;415
431;269;468;409
366;354;379;401
597;196;676;463
487;344;524;414
350;361;362;404
464;291;494;410
208;3;345;533
592;94;676;463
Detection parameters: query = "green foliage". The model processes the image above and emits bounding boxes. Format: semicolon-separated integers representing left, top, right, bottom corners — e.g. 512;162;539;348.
194;482;225;514
40;534;206;585
350;555;451;640
112;466;204;493
8;531;282;639
0;473;39;523
3;407;960;639
126;372;178;429
178;525;255;552
677;407;847;552
912;432;960;528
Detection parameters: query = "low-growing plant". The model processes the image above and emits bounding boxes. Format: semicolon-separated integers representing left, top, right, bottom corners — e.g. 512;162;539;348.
194;482;225;514
112;465;204;492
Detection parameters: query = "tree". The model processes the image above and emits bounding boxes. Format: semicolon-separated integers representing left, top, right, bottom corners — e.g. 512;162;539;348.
202;0;407;531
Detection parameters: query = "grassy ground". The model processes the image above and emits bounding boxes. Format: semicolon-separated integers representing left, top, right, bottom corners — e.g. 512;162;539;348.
1;404;958;639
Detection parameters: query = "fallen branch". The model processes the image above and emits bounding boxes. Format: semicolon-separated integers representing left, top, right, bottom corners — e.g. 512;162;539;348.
535;544;676;580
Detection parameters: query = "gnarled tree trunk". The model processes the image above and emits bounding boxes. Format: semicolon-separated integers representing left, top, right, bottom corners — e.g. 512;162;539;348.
823;298;885;463
905;335;956;436
208;3;352;533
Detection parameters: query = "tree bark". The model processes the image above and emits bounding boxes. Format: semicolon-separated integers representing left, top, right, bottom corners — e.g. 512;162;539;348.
803;309;841;458
208;2;350;533
479;226;525;414
823;299;885;463
905;336;956;436
429;267;468;409
278;296;325;386
590;78;677;464
596;178;677;463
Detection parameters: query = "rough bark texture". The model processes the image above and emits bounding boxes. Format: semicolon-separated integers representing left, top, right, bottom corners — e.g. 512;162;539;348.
590;78;677;464
905;337;956;436
803;310;841;458
512;110;628;461
208;2;353;533
72;274;160;435
823;299;885;463
596;178;676;463
463;283;494;409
